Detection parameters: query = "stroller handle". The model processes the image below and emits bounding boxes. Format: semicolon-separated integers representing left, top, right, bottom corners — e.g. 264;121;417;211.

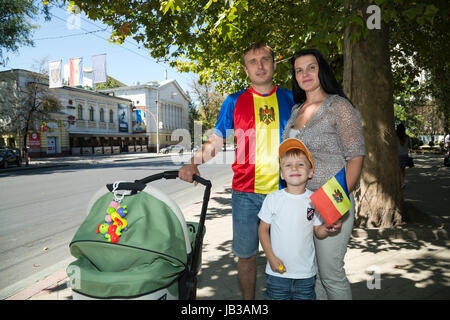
106;170;211;192
136;170;212;187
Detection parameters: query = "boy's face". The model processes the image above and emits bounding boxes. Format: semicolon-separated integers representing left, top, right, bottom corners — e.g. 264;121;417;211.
280;153;314;187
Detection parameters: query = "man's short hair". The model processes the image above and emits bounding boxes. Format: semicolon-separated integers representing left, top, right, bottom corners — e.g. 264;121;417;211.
242;42;275;65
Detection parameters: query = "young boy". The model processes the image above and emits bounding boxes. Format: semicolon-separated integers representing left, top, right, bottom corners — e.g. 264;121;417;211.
258;138;342;300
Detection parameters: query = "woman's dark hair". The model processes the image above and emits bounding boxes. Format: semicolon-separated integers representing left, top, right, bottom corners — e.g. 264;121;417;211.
290;48;348;104
396;123;406;139
396;123;409;145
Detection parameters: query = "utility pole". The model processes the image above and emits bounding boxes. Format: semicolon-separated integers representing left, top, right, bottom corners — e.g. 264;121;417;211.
156;89;160;153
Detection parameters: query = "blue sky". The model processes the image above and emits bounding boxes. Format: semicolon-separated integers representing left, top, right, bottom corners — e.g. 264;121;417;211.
0;4;195;93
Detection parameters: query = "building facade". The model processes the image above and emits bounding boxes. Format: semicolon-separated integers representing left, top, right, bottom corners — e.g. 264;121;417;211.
99;79;191;150
1;69;137;156
1;69;190;156
51;85;137;156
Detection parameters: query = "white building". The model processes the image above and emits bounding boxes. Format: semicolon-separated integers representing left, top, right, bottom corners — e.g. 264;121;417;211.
99;79;190;150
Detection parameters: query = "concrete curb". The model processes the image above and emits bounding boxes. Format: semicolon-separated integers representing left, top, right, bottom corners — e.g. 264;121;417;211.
5;269;69;300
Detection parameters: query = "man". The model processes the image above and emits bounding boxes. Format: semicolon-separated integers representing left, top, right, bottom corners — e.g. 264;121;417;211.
179;43;294;299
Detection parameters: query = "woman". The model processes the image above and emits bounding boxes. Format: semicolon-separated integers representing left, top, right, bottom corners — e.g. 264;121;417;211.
396;123;410;189
282;49;365;300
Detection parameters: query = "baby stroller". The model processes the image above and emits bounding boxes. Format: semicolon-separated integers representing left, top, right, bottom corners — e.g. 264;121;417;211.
66;170;211;300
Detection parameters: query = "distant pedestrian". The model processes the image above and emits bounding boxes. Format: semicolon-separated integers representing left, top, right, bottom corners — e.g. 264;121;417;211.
445;133;450;152
396;123;410;189
444;133;450;167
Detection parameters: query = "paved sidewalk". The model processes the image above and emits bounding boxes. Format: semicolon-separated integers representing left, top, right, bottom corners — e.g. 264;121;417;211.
4;152;450;300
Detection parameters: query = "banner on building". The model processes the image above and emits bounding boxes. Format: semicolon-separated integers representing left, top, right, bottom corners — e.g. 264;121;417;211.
133;107;147;133
69;57;83;86
49;60;63;88
118;104;129;132
29;133;41;148
63;63;70;85
92;53;107;84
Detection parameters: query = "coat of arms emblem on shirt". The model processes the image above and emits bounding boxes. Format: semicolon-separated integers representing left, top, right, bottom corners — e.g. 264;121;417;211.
332;189;344;203
259;105;275;125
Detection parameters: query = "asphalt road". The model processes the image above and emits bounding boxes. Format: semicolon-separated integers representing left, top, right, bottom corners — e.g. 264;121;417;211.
0;152;234;297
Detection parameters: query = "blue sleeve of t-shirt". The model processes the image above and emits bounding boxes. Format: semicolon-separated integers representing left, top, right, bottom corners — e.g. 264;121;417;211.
213;90;244;138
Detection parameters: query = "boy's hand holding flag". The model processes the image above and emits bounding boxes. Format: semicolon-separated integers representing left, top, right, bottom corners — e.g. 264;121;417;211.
310;167;351;226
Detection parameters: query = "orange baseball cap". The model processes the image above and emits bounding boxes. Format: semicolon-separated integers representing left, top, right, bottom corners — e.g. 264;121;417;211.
279;138;315;172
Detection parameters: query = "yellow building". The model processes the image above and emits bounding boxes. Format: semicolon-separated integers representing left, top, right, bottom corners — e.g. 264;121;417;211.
0;69;145;157
1;69;191;157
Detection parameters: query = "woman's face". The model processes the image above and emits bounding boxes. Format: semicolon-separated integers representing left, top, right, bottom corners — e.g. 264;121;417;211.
294;55;321;93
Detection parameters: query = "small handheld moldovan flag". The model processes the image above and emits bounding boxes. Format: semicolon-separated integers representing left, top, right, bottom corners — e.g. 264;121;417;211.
310;167;351;226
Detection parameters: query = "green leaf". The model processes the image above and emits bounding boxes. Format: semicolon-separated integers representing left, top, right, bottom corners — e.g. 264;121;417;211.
161;0;175;15
424;4;439;17
402;6;423;20
204;0;214;10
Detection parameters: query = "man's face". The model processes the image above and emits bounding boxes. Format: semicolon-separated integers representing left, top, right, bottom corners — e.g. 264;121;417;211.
243;48;276;87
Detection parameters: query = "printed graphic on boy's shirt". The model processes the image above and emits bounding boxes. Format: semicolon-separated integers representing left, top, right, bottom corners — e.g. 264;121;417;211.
306;207;315;221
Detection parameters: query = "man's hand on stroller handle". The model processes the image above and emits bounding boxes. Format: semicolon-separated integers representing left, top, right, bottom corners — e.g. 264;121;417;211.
179;163;201;185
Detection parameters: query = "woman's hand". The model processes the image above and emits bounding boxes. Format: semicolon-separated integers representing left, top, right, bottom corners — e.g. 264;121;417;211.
326;219;342;233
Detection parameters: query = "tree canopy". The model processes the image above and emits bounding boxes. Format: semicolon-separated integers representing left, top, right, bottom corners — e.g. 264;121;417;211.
94;76;126;90
0;0;51;66
54;1;448;99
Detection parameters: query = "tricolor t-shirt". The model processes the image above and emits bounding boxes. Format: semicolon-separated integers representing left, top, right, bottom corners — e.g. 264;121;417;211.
214;86;294;194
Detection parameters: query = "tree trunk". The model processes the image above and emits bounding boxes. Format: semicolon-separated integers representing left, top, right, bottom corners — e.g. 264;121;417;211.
343;0;403;227
23;127;29;166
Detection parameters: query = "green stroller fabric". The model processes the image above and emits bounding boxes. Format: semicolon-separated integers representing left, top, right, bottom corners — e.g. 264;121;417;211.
68;187;188;298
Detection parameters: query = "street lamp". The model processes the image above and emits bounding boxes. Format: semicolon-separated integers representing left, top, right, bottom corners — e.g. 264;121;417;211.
156;89;160;153
155;90;179;153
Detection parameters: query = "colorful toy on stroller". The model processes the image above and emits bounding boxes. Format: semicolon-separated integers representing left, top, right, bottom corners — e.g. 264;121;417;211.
66;171;211;300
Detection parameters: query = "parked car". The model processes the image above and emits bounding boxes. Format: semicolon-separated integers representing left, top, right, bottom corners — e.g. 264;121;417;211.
0;148;22;169
159;145;185;155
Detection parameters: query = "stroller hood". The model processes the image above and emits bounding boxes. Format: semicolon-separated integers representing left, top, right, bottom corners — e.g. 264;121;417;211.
68;185;191;298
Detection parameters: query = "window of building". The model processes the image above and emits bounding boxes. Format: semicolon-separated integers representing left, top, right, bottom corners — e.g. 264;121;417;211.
77;104;83;120
109;109;114;123
89;106;94;121
100;108;105;122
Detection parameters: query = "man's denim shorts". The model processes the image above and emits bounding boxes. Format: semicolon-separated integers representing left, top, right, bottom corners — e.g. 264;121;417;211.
231;190;266;258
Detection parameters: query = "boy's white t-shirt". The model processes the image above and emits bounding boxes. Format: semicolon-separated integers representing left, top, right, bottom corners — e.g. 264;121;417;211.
258;188;324;279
